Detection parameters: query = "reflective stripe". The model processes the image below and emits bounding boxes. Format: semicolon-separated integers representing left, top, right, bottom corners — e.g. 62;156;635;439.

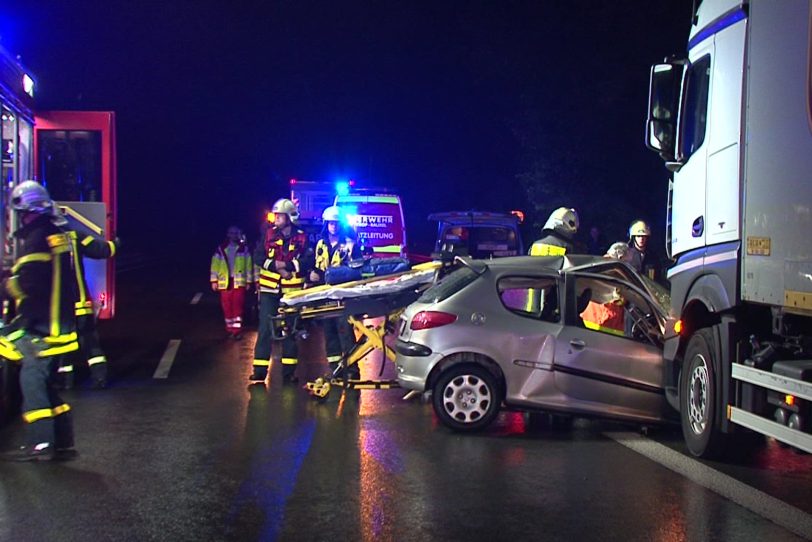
5;329;24;341
44;332;78;344
108;240;117;257
530;243;567;256
12;252;52;273
58;365;74;373
373;245;402;254
46;233;70;248
340;195;400;204
87;356;107;366
50;249;61;337
40;341;79;357
253;359;271;367
281;357;298;365
81;236;94;247
583;320;626;337
0;337;23;361
326;355;342;363
23;403;71;423
75;307;94;316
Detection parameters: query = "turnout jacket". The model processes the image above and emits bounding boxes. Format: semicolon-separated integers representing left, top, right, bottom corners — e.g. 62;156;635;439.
254;225;307;294
312;229;361;282
529;231;574;256
61;216;118;317
4;214;79;354
210;241;253;289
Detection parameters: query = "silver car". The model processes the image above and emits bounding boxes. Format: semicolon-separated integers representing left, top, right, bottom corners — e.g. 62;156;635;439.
395;255;675;431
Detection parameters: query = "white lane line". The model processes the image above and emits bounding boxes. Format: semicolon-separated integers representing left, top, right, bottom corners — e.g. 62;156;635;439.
190;292;203;305
153;340;182;379
605;431;812;540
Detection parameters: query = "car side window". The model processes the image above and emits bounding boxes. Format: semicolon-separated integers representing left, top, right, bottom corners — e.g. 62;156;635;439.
498;276;559;323
574;277;662;347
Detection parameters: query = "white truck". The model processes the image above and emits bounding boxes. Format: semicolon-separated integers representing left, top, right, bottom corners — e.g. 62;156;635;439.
645;0;812;457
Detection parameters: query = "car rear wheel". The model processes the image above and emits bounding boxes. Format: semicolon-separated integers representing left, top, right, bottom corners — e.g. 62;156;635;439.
432;365;501;431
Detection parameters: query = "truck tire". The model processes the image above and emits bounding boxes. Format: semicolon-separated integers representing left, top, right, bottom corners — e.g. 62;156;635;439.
680;328;728;458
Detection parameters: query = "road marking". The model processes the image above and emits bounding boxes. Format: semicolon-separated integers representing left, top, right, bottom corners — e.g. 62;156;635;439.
190;292;203;305
153;340;182;379
605;431;812;540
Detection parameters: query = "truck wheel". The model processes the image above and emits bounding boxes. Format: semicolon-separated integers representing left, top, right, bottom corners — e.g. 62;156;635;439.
432;365;501;432
681;328;727;458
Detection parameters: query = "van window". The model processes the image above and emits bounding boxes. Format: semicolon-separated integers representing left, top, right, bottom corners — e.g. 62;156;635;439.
680;55;711;160
336;194;405;257
440;226;520;258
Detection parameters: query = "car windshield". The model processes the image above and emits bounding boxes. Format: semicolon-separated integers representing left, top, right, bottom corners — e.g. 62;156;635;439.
417;266;480;303
639;275;671;315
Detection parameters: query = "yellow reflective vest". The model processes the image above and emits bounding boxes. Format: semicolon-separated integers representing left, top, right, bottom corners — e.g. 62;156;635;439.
210;242;254;289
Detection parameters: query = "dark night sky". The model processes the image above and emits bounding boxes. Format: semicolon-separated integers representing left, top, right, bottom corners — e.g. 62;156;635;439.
1;1;692;255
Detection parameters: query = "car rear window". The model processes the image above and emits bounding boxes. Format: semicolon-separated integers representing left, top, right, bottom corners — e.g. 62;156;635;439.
417;267;480;303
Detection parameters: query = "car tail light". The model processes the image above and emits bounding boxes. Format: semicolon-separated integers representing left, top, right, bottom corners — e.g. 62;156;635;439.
410;311;457;330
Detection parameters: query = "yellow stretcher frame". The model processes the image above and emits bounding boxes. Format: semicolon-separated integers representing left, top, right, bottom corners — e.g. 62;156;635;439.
276;261;445;398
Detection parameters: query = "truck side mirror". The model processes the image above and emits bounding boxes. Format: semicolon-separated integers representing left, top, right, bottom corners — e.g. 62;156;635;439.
645;61;686;164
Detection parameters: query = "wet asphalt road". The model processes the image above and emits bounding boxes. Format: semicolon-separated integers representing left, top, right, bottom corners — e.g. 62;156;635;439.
0;262;811;541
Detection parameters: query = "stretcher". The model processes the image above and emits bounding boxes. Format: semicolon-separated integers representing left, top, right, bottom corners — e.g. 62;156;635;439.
276;260;446;398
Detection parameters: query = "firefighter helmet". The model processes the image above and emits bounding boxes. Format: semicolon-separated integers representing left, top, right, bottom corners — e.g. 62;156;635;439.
11;181;53;214
321;205;341;222
271;198;300;223
628;220;651;239
543;207;579;238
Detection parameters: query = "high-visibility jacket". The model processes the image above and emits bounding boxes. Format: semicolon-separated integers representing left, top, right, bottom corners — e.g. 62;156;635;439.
312;233;361;282
3;214;79;357
254;226;307;294
580;301;625;337
63;226;117;317
529;232;574;256
210;241;253;290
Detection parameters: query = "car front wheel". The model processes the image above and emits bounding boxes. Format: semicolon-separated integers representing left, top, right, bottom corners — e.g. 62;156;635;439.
432;364;501;431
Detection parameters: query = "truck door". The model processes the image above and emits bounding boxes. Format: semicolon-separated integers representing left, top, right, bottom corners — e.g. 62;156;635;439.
671;41;713;256
34;111;117;319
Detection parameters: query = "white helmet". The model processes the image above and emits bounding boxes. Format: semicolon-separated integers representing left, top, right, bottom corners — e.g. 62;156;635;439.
321;205;341;222
11;180;53;214
544;207;579;238
605;242;631;261
628;220;651;238
271;198;300;223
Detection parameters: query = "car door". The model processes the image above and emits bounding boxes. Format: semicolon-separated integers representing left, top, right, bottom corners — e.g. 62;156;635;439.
552;273;667;421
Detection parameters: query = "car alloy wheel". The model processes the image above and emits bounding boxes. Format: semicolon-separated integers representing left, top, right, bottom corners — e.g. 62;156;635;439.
432;364;501;431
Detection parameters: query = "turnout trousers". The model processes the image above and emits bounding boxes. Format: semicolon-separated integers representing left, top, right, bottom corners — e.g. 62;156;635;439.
18;335;74;448
251;292;297;380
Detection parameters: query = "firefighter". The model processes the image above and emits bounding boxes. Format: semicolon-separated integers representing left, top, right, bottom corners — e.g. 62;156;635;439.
529;207;579;256
627;219;658;279
0;181;80;461
251;198;307;383
54;211;119;390
308;205;361;378
211;226;254;340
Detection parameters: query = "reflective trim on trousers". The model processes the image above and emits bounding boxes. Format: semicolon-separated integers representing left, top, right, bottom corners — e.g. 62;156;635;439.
88;356;107;366
281;357;298;365
23;403;71;423
253;359;271;367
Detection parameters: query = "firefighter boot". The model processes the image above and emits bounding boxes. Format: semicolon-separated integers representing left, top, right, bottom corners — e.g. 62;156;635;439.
1;443;56;462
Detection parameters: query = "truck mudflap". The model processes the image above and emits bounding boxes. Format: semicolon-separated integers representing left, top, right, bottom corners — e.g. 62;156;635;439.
730;363;812;453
